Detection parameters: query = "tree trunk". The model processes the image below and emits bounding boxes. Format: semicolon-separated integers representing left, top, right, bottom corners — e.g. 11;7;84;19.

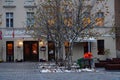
65;42;73;70
55;41;64;66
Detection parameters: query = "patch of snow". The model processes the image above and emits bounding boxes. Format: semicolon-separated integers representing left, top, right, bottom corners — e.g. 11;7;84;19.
41;69;51;73
81;68;95;72
38;63;97;73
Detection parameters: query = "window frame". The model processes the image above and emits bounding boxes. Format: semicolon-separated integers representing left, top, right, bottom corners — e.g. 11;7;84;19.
97;40;104;55
26;12;34;27
82;12;91;27
6;12;14;27
95;12;104;27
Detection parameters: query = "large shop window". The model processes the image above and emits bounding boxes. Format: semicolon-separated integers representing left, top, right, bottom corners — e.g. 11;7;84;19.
97;40;104;55
6;12;14;27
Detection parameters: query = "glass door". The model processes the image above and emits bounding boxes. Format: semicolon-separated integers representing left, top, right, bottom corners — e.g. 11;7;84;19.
48;41;55;61
23;41;39;61
6;41;14;62
31;42;38;61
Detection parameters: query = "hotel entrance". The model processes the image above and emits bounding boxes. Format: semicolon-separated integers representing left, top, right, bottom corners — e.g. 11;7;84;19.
83;42;91;53
48;41;55;61
23;41;39;61
6;41;14;62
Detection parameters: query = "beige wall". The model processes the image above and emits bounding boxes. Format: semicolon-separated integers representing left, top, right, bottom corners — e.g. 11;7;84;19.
0;0;116;61
72;43;84;61
97;37;116;60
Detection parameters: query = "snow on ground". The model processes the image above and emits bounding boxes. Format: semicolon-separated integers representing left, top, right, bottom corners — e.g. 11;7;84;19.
38;62;97;73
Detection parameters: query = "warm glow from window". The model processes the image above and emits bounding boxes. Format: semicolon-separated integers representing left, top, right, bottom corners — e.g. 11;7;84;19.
96;18;104;26
48;19;55;26
82;18;91;27
64;41;70;47
8;44;12;49
64;18;72;27
96;12;104;27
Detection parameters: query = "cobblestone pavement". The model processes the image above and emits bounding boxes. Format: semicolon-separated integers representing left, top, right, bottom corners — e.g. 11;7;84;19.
0;62;120;80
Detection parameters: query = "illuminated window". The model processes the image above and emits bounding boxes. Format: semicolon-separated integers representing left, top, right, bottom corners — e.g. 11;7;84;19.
96;12;104;26
82;12;91;27
6;41;14;62
64;18;72;27
48;19;55;26
7;43;13;55
64;41;70;48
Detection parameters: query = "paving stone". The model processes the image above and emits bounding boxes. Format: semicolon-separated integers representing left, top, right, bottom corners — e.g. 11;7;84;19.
0;62;120;80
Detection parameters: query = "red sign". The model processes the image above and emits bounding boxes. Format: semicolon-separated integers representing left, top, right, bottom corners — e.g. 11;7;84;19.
0;31;2;40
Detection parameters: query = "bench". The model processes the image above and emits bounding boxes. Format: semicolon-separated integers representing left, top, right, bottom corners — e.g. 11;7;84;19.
105;64;120;70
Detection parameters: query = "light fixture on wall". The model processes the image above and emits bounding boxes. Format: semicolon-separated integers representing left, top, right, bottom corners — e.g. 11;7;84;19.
39;40;46;51
39;41;44;47
39;40;46;47
17;41;23;48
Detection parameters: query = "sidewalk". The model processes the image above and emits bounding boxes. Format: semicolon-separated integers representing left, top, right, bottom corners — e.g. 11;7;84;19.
0;62;120;80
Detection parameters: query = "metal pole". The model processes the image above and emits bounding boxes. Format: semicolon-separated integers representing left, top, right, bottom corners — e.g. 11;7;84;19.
88;42;90;52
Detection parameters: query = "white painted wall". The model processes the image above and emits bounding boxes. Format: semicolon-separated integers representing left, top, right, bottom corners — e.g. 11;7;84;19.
72;43;84;61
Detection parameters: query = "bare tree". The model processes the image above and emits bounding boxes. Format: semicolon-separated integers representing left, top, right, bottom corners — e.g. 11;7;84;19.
26;0;110;69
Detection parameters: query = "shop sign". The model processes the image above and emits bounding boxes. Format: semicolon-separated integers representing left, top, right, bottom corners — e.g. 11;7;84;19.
40;46;46;51
3;29;32;38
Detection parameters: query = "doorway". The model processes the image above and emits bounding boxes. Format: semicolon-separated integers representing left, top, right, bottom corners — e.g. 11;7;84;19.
83;42;91;53
48;41;55;61
23;41;39;61
6;41;14;62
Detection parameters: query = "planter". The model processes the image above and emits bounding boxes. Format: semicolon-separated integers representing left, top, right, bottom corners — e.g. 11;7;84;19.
77;58;93;68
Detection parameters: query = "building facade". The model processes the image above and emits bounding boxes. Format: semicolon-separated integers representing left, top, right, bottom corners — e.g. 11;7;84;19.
115;0;120;58
0;0;116;62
